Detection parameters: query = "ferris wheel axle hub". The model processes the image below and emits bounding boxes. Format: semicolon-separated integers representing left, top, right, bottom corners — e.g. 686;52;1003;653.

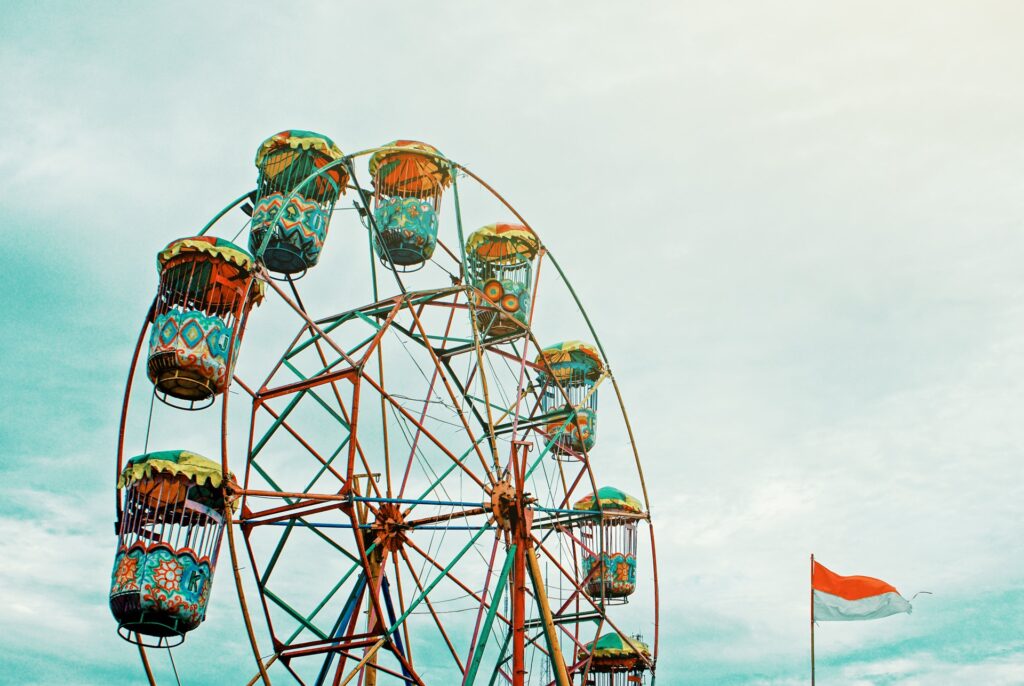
489;479;537;532
371;502;409;552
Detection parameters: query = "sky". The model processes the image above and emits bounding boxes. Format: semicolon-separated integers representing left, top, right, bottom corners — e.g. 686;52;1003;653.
1;1;1024;684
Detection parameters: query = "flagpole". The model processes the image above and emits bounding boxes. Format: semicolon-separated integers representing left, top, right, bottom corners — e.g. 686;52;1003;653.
810;553;816;686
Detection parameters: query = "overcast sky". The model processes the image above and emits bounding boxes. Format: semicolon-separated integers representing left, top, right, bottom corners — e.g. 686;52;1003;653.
2;1;1023;684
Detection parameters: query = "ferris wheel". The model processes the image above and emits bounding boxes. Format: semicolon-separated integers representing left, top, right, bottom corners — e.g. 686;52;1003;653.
110;131;660;686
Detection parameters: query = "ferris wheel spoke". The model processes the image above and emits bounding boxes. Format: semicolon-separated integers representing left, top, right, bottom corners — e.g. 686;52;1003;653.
541;534;601;620
456;343;517;448
262;586;335;642
393;297;462;501
300;437;352;494
376;368;456;513
459;367;529;426
551;563;603;619
484;356;544;439
481;352;518;415
336;520;492;686
403;507;489;529
505;436;562;493
402;536;512;629
396;549;466;674
371;604;424;686
531;533;600;610
398;433;489;521
374;348;396;502
463;310;513;469
308;571;369;682
552;460;589;512
403;299;501;478
394;366;446;501
439;357;500;443
359;371;489;491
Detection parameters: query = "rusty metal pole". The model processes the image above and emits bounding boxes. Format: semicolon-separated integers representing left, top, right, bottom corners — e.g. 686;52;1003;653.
811;553;816;686
511;444;528;686
526;546;570;686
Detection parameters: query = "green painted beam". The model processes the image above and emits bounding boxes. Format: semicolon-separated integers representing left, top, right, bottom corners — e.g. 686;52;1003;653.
285;315;354;360
282;359;351;427
260;519;296;585
251;390;307;458
465;545;516;686
487;630;513;686
403;433;489;517
263;587;330;641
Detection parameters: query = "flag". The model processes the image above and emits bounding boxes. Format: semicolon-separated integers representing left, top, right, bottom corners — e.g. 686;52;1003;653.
812;561;912;622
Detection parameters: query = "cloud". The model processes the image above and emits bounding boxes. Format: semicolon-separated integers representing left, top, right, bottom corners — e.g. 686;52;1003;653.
3;1;1024;683
835;647;1024;686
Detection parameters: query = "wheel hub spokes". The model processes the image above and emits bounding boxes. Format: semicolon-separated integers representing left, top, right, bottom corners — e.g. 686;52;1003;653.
371;503;408;553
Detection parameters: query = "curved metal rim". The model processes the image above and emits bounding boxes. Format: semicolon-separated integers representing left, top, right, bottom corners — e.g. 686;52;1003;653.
121;144;660;683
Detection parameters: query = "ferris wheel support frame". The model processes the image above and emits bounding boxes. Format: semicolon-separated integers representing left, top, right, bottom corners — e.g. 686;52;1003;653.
449;167;658;666
120;146;658;685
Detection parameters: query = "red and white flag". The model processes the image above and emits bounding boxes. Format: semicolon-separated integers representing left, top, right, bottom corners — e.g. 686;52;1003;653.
812;561;912;622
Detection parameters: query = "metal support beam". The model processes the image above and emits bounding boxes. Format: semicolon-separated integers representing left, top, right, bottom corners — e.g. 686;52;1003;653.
464;545;516;686
526;546;571;686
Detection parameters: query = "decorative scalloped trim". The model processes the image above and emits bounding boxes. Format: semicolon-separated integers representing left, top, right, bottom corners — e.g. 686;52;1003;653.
255;130;343;167
118;450;234;490
157;237;254;271
368;140;452;184
466;223;540;262
156;238;265;305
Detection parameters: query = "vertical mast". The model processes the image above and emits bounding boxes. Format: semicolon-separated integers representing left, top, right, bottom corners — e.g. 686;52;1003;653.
511;443;528;686
810;554;816;686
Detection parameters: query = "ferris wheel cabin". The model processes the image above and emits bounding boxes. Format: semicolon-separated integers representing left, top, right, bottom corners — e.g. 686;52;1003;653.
465;223;540;337
368;140;451;271
578;633;652;686
573;486;645;602
250;130;347;276
148;236;263;409
109;451;233;646
536;341;604;454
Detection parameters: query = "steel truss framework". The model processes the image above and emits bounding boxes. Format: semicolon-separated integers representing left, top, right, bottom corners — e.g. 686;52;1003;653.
115;147;660;686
